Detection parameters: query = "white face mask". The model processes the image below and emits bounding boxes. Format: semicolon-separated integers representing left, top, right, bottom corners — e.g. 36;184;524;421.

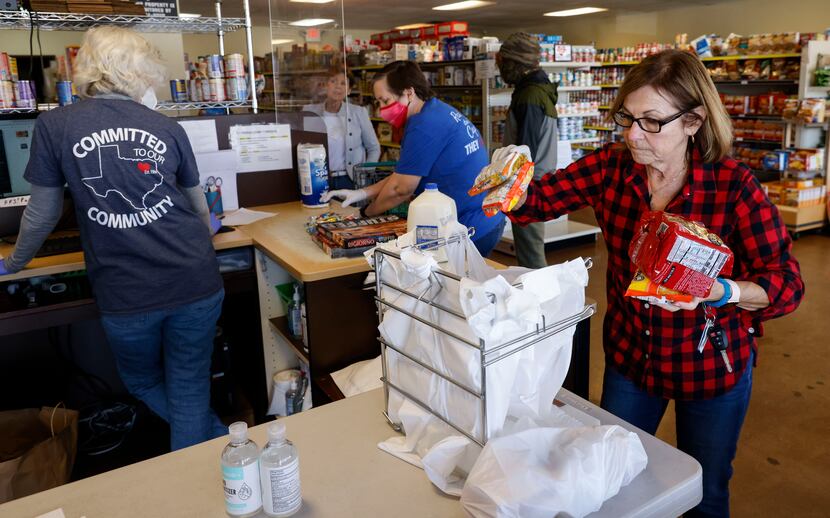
140;87;158;109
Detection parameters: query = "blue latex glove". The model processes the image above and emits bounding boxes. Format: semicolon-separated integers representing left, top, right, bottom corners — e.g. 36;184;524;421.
209;212;222;236
0;259;9;276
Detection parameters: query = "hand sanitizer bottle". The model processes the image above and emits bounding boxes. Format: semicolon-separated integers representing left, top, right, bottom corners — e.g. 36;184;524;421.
221;422;262;517
260;421;302;517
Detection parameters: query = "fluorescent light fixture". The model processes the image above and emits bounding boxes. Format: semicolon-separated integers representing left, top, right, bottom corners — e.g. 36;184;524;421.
433;1;494;11
289;0;334;3
178;12;201;19
289;18;335;27
395;23;434;30
544;7;608;17
271;39;294;45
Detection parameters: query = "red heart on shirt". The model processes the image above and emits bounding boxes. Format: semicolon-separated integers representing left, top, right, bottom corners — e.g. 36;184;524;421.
137;162;151;174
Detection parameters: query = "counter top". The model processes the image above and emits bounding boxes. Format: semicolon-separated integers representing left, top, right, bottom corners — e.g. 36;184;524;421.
0;388;701;518
240;201;372;283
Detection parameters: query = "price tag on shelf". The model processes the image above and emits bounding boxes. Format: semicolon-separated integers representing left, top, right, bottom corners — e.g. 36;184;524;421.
475;58;496;81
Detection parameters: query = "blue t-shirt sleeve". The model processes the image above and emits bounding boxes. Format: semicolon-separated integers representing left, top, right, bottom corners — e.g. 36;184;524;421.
172;124;200;188
23;116;66;188
396;127;442;177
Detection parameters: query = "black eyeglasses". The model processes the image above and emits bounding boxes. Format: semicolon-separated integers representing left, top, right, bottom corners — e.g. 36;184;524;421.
613;109;692;133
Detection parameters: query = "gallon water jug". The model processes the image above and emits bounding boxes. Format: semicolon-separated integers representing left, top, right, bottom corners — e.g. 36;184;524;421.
407;183;458;247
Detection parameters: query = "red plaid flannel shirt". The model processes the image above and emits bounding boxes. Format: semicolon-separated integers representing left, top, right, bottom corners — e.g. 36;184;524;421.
510;144;804;400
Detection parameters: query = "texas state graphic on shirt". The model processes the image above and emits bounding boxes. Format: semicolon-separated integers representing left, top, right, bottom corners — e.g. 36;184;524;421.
82;144;163;210
72;126;177;230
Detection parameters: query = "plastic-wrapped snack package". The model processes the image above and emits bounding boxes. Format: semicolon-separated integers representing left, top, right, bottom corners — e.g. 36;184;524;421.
629;211;734;298
468;145;532;196
482;161;535;217
624;270;694;304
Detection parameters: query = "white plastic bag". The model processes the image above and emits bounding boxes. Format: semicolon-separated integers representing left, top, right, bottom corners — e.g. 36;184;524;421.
461;426;648;518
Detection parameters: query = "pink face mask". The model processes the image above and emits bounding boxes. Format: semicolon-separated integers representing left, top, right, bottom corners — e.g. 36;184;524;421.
379;99;409;128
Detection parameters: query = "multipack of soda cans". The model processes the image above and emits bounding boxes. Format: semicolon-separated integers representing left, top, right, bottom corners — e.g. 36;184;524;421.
172;53;250;103
0;52;37;109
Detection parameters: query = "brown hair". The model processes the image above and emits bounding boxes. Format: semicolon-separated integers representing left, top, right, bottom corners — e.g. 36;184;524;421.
609;49;733;163
373;60;435;101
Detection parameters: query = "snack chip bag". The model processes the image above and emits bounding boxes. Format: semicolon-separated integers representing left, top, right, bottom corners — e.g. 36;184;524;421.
629;211;734;298
625;270;695;304
481;161;534;217
468;145;532;196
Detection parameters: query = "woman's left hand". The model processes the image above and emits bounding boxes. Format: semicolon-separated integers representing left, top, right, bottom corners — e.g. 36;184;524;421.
669;281;726;311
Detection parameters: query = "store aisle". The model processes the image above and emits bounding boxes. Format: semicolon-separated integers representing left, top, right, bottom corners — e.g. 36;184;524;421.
490;211;830;517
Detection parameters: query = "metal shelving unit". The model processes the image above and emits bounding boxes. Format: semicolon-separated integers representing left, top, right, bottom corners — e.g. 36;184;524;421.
155;100;252;111
0;6;257;113
0;10;246;32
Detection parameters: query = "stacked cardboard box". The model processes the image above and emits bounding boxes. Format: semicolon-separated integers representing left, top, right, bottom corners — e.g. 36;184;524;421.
311;215;408;258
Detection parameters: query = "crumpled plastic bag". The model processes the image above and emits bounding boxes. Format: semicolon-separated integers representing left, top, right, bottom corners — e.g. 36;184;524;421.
460;425;648;518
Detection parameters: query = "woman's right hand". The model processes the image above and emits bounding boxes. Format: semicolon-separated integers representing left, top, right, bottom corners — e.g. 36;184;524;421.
321;189;368;207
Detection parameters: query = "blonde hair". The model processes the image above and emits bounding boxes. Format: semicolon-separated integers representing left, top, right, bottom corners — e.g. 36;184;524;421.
73;26;166;101
609;50;733;163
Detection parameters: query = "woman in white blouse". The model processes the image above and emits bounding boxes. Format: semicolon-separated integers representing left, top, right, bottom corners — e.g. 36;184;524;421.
304;67;380;190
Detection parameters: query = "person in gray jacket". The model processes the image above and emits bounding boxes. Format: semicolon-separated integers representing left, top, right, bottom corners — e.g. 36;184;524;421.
497;32;559;269
304;67;380;190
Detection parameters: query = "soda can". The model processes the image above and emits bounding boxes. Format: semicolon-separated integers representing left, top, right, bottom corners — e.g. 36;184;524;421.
189;79;201;102
169;79;187;102
209;78;226;102
0;80;15;108
208;54;224;78
57;80;74;106
225;53;244;78
0;53;10;82
16;80;36;109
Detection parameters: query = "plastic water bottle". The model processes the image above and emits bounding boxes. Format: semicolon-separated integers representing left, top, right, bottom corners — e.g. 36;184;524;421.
221;422;262;517
407;182;458;246
260;421;302;517
288;284;302;339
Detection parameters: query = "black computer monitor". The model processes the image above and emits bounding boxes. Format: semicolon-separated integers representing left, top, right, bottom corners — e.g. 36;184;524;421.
0;112;76;240
0;113;37;197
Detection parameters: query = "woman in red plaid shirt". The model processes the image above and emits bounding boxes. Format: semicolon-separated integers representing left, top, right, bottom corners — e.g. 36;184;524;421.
497;50;804;517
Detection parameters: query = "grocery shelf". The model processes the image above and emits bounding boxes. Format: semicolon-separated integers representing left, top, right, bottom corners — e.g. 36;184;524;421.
369;117;384;122
561;137;601;144
557;111;601;118
730;114;786;121
0;107;38;114
598;84;622;88
583;126;615;131
489;88;514;94
597;61;640;67
270;69;329;76
540;61;601;68
598;105;611;110
432;85;482;89
733;137;784;145
381;142;401;148
155;100;251;111
0;10;245;33
713;79;798;85
700;53;801;61
351;59;477;71
575;144;601;151
557;86;601;92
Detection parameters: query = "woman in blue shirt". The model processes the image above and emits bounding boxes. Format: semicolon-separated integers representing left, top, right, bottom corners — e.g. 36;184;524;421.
322;61;505;257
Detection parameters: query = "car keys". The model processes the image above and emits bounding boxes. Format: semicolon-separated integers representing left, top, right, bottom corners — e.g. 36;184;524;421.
708;325;733;373
697;313;715;354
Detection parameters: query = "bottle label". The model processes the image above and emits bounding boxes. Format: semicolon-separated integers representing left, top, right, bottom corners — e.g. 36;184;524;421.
223;462;262;515
262;457;302;515
416;225;439;245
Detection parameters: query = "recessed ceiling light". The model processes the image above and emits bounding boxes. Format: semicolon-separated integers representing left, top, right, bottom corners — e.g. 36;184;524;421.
178;12;201;19
544;7;608;17
289;0;334;3
289;18;335;27
395;23;434;30
271;39;294;45
433;1;494;11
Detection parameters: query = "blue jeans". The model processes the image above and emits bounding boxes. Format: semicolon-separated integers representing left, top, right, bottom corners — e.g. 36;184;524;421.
100;289;226;450
473;217;506;258
600;355;754;518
